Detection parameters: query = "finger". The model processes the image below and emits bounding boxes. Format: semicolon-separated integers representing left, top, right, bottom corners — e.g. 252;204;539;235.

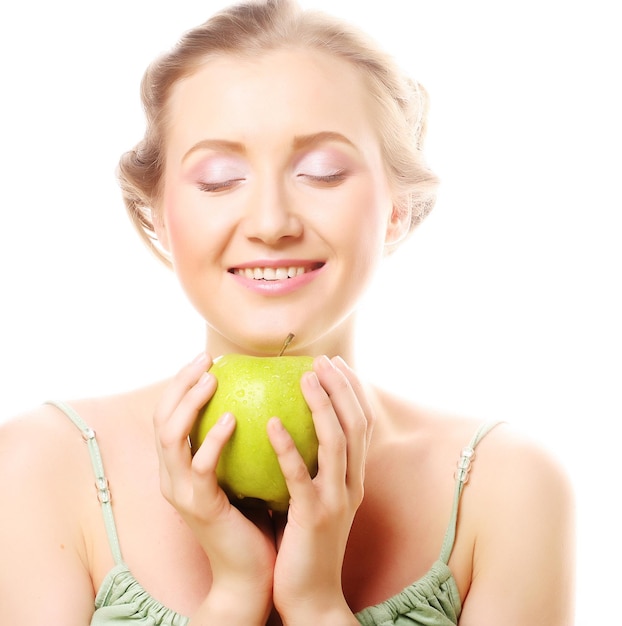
189;412;238;517
155;371;217;465
331;356;375;461
154;352;212;431
267;417;326;518
312;356;369;497
267;416;316;509
301;363;349;501
154;356;216;496
192;412;235;476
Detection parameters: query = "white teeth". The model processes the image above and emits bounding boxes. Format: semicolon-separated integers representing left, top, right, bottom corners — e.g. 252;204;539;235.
235;266;307;280
275;268;289;280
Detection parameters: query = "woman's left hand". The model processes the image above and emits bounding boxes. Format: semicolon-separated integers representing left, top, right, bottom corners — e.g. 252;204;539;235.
267;355;374;625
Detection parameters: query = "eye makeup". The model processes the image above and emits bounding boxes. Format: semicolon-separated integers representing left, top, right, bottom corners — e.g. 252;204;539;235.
186;154;248;192
293;148;352;183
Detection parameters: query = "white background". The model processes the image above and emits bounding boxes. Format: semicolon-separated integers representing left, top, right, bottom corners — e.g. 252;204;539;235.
1;2;620;624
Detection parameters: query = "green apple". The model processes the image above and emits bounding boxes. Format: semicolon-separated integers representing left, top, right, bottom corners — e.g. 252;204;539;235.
190;353;318;512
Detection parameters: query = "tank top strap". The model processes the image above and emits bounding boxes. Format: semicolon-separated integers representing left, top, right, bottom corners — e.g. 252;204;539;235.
438;420;503;564
47;400;123;565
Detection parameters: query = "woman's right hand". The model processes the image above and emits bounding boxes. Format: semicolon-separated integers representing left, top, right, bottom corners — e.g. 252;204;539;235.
153;352;275;625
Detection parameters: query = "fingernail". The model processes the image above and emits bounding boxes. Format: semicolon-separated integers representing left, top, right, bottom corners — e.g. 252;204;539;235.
333;355;348;368
192;352;208;366
197;372;212;386
303;371;320;388
318;354;334;369
218;412;233;426
270;417;286;432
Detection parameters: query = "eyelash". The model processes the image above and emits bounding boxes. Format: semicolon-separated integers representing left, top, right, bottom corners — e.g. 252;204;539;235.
299;171;347;185
197;170;347;193
197;179;245;193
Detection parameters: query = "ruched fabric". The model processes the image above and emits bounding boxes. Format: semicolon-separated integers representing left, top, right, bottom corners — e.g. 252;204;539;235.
91;560;458;626
93;564;189;626
355;561;460;625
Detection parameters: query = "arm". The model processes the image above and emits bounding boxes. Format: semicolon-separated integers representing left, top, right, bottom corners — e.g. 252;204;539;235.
269;355;373;625
0;412;95;624
459;431;575;626
154;353;276;625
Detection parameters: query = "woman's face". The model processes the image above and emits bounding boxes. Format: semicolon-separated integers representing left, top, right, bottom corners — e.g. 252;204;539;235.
157;48;401;356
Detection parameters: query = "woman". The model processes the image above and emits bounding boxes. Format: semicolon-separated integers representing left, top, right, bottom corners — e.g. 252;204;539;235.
0;1;574;624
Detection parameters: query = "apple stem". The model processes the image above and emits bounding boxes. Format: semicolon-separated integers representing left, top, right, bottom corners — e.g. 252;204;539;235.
278;333;295;356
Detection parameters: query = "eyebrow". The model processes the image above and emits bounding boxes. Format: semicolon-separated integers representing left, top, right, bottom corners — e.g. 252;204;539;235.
292;131;358;151
182;131;357;163
182;139;246;162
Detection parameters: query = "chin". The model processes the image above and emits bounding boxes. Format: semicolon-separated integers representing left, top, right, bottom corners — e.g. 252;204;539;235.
216;332;297;358
210;306;348;357
216;327;320;358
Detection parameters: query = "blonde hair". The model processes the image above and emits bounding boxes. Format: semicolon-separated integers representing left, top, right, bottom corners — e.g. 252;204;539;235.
118;0;438;264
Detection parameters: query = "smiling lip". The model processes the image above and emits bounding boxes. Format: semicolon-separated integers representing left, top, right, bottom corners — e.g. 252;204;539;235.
228;260;325;294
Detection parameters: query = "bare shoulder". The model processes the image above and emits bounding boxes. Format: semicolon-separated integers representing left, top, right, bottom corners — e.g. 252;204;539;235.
376;387;573;501
0;403;96;621
0;385;165;622
390;397;576;550
0;382;166;504
0;398;117;543
0;401;88;491
0;381;163;472
370;389;575;624
466;420;575;523
454;422;575;625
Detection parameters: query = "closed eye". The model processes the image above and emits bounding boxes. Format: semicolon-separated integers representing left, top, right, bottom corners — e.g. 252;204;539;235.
297;171;347;186
198;178;245;193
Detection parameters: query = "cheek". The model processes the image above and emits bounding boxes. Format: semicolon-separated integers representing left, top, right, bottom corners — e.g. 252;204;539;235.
319;183;392;287
342;181;393;249
160;185;209;268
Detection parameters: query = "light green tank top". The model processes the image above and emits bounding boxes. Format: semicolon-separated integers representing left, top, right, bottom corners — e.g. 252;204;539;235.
49;400;500;625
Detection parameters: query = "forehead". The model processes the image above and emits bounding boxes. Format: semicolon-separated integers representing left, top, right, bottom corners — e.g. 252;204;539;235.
164;48;380;154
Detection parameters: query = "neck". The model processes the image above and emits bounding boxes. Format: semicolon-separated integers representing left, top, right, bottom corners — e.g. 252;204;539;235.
204;315;359;366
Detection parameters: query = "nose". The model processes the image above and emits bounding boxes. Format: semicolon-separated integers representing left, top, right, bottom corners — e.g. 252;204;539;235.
242;178;303;245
